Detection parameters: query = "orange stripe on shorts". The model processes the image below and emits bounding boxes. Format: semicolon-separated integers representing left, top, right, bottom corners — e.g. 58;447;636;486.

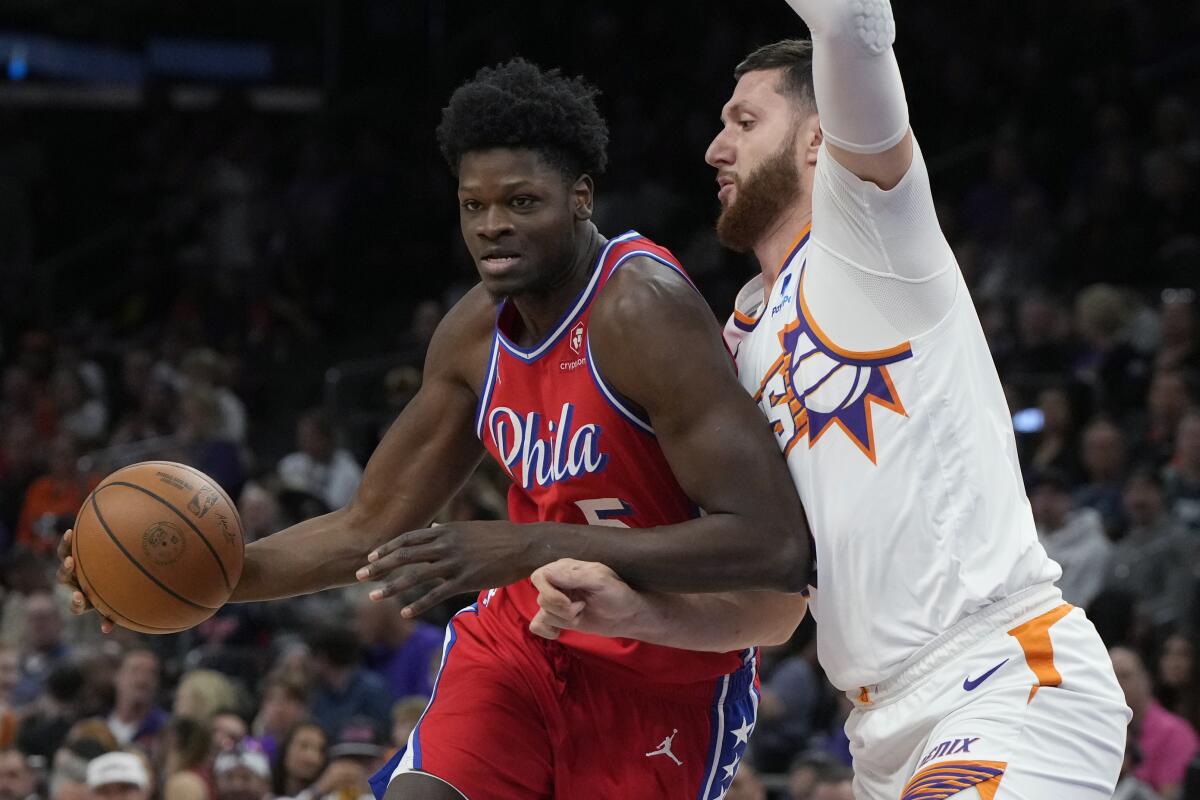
1006;603;1073;703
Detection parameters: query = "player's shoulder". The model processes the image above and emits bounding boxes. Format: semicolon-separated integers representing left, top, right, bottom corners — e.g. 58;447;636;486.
424;283;498;382
593;247;708;337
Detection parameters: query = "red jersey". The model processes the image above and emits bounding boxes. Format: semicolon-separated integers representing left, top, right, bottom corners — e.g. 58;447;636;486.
474;231;747;683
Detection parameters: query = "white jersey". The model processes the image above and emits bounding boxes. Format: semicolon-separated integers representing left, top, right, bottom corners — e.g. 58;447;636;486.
725;140;1061;691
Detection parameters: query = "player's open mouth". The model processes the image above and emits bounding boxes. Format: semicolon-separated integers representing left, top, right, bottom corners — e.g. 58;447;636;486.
481;252;523;274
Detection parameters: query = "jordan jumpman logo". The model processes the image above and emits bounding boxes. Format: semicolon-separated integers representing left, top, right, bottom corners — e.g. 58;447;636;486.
645;729;683;766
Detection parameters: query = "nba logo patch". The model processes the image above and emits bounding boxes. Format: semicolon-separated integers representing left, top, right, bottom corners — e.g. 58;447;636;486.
570;322;585;355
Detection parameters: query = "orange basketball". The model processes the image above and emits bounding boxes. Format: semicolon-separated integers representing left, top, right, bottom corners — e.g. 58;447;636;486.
72;461;244;635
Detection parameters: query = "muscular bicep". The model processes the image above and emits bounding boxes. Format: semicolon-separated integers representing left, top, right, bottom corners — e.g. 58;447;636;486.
591;263;804;530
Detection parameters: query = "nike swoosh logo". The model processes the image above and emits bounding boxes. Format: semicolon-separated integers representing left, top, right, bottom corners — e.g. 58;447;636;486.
963;658;1009;691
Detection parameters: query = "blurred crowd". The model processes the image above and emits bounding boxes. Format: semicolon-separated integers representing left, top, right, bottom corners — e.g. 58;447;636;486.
1;1;1199;799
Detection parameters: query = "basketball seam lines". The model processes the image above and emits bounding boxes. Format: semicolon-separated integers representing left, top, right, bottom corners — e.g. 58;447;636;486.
74;535;182;631
89;490;219;610
135;461;246;541
103;481;232;591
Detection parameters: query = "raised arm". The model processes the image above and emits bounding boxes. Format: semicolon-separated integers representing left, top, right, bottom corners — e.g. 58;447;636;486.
786;0;912;189
229;288;492;602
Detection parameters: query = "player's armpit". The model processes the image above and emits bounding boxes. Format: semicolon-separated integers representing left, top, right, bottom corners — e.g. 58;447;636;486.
576;258;811;593
231;288;492;603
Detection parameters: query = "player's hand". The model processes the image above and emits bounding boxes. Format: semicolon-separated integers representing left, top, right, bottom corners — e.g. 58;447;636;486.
355;521;536;618
56;529;115;635
528;558;651;641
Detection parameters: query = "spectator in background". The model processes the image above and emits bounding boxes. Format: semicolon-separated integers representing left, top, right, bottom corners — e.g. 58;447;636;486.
1030;469;1110;607
751;631;819;773
1073;284;1148;420
1164;409;1200;533
14;663;84;761
251;676;308;761
173;671;240;725
0;645;16;748
811;765;855;800
1019;385;1080;479
1156;290;1199;373
0;421;42;552
725;761;765;800
1075;417;1130;538
1111;646;1199;799
105;650;166;753
49;369;107;449
387;698;425;752
1139;369;1196;466
15;436;97;556
0;748;37;800
85;752;150;800
236;484;281;544
306;628;389;737
108;379;176;448
161;717;213;800
10;593;71;707
277;411;362;513
212;750;270;800
1101;469;1196;629
180;350;247;446
1007;294;1075;383
1157;632;1200;734
270;723;325;800
354;593;440;702
1112;739;1165;800
48;738;110;800
175;388;243;500
210;713;247;755
787;752;840;800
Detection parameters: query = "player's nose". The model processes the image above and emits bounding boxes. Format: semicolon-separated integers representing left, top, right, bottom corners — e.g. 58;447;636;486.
476;206;514;240
705;127;734;169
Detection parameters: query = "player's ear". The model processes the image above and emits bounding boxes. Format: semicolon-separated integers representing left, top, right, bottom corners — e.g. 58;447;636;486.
572;175;594;221
805;115;822;168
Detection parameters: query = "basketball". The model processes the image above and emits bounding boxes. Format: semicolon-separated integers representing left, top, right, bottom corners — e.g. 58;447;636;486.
71;461;244;635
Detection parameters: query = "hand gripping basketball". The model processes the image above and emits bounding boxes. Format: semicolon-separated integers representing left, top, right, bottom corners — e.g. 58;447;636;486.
56;528;115;635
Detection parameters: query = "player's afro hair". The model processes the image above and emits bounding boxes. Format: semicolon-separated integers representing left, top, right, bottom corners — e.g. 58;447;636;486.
436;58;609;180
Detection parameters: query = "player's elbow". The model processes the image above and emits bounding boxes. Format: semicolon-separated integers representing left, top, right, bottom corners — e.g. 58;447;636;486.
758;527;809;593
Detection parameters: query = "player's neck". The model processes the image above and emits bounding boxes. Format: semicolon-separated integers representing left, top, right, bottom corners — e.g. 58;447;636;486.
509;224;605;345
752;204;812;297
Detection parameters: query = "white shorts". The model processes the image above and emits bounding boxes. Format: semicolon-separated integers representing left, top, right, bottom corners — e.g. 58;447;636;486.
846;584;1131;800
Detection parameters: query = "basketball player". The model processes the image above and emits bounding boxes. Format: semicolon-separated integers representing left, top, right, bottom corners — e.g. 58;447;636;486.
529;1;1132;797
59;60;810;799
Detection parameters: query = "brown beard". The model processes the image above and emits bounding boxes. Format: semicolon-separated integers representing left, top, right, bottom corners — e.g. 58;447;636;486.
715;133;802;253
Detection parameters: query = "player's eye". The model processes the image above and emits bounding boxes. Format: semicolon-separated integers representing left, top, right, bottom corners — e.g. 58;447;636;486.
739;119;755;131
460;199;482;212
511;195;537;209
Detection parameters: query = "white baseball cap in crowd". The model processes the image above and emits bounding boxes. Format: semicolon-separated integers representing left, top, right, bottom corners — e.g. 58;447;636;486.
86;753;150;790
213;750;271;781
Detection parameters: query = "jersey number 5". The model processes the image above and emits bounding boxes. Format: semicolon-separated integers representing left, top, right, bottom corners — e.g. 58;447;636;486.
575;498;633;528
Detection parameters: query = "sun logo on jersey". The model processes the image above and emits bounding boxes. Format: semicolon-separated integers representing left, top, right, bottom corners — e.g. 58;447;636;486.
753;263;913;464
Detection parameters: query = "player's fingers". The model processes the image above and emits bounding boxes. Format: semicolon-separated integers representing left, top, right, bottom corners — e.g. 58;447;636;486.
368;563;448;601
366;528;440;564
533;604;581;631
528;610;563;640
401;579;465;619
56;529;73;561
69;590;93;615
99;615;114;635
533;582;584;618
357;543;445;581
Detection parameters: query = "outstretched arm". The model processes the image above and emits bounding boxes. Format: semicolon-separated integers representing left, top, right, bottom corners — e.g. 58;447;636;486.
785;0;912;188
528;559;807;653
229;289;492;602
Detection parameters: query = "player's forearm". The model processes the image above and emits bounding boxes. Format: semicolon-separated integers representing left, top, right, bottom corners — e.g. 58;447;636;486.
787;0;912;187
231;507;378;602
624;591;807;652
535;515;809;593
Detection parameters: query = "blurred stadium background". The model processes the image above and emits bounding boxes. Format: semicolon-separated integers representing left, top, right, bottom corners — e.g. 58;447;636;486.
0;1;1198;798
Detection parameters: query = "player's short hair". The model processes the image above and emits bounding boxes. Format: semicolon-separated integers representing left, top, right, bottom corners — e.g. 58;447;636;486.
436;58;609;180
734;39;816;113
